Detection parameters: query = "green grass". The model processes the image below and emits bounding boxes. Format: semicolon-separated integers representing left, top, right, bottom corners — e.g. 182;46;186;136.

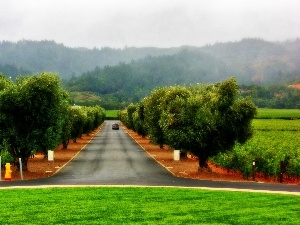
0;187;299;224
256;108;300;119
106;110;119;118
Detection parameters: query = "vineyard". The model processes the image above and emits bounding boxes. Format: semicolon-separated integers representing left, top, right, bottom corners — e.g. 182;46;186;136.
211;109;300;180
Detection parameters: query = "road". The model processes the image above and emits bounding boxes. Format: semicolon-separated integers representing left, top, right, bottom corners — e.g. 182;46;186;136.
1;121;299;194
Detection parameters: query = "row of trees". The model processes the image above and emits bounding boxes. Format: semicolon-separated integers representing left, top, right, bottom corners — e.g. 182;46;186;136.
119;78;257;170
0;72;105;170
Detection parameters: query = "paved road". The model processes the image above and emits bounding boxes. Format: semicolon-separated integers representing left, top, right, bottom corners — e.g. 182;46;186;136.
1;121;299;194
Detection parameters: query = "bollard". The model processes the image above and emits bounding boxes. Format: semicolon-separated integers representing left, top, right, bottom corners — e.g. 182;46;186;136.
19;158;23;180
174;150;180;161
48;150;54;161
252;160;256;181
5;163;12;181
279;161;283;183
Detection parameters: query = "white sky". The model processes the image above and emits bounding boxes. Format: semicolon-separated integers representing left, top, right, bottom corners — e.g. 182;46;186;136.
0;0;299;48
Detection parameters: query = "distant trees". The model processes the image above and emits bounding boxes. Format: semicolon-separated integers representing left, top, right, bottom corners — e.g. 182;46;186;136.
64;49;300;109
0;40;179;79
239;85;300;109
0;64;32;80
62;105;105;147
120;78;257;170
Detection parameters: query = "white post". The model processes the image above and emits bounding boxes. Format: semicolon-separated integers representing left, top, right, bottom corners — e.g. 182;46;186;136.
19;158;23;180
174;150;180;161
48;150;54;161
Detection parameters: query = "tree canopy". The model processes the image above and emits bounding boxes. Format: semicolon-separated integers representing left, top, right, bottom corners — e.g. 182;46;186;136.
0;72;106;169
120;78;257;170
0;73;68;170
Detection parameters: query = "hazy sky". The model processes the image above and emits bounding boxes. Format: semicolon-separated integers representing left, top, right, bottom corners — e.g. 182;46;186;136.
0;0;299;48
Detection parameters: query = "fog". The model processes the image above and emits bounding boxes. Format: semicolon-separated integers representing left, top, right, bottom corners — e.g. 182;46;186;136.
0;0;299;48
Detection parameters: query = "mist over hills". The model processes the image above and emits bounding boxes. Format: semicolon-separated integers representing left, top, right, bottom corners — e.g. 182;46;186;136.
0;38;299;84
0;38;299;109
0;40;180;80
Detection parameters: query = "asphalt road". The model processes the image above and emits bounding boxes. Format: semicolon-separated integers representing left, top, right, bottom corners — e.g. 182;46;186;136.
1;120;299;194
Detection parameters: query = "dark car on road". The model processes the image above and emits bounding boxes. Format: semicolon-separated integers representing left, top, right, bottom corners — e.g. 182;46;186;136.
112;123;119;130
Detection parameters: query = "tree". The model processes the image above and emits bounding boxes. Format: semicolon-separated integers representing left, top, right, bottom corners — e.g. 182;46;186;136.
0;72;68;170
61;105;105;149
61;106;73;149
0;73;13;91
132;102;147;137
69;107;87;143
126;103;137;130
159;78;257;170
143;87;168;148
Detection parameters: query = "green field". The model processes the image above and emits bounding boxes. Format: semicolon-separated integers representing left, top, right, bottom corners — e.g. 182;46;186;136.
256;108;300;119
212;109;300;179
0;187;299;225
252;119;300;131
105;110;119;119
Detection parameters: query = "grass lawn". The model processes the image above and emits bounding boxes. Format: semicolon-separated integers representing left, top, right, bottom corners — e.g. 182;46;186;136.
0;187;299;224
105;110;119;118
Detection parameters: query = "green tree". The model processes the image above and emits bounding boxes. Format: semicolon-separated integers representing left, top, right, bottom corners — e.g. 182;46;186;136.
159;78;257;170
132;102;147;137
61;105;105;149
69;107;87;143
0;73;13;91
126;103;137;130
143;87;168;148
61;106;73;149
0;72;68;170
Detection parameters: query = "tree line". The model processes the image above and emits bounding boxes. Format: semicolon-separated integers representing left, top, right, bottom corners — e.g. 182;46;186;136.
239;84;300;108
119;78;257;170
0;40;179;79
0;72;105;170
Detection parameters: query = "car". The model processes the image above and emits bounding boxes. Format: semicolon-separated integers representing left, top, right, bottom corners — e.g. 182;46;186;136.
112;123;119;130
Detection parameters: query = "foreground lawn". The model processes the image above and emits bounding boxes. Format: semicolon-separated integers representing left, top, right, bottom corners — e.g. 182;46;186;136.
0;187;299;224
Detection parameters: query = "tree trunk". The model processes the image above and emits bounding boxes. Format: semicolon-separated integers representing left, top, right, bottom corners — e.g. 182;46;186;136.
62;139;69;149
180;151;187;158
198;150;211;172
21;157;28;171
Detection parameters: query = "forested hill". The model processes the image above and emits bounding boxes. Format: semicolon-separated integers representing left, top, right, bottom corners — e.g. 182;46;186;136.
0;40;180;80
64;39;300;109
0;38;299;83
200;38;300;83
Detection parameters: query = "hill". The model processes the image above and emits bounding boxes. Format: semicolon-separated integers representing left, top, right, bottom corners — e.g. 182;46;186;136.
1;38;299;109
64;39;300;109
200;38;300;84
0;38;299;83
0;40;180;80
